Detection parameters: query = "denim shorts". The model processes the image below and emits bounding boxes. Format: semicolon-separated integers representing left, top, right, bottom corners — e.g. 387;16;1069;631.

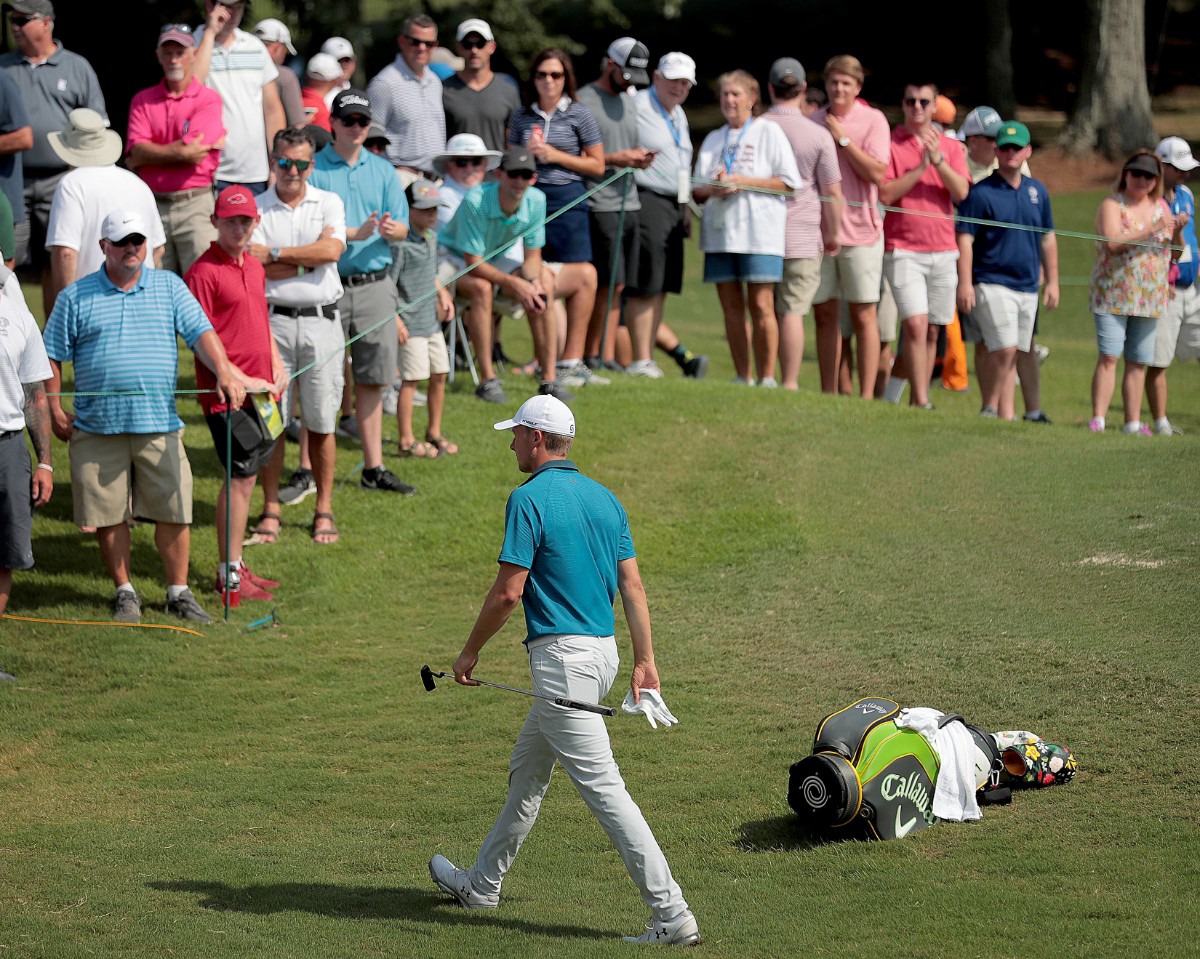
703;251;784;285
1095;312;1157;364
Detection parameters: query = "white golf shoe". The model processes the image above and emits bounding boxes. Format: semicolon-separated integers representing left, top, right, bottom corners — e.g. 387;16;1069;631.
623;911;702;946
428;854;499;909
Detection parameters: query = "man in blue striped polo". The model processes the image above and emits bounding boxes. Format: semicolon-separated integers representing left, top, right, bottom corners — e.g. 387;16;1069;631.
43;209;243;624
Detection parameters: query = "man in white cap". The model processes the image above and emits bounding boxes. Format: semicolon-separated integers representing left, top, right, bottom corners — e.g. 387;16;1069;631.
1146;136;1198;435
302;53;342;133
320;37;356;107
127;24;226;276
573;38;656;383
45;109;166;314
429;393;701;947
254;19;306;128
442;18;520;154
42;208;242;625
194;0;286;194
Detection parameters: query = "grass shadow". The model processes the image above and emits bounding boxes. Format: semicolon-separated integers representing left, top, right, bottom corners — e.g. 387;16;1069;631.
734;815;862;852
147;880;615;939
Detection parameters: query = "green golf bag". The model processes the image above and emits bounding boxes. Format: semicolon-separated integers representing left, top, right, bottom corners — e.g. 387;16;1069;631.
788;698;945;840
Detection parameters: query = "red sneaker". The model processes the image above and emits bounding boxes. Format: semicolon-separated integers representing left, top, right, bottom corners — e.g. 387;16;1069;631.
238;563;279;590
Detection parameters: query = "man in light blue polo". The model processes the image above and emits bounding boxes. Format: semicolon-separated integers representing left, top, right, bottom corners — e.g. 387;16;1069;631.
440;146;562;403
43;209;242;624
428;393;700;947
310;87;413;494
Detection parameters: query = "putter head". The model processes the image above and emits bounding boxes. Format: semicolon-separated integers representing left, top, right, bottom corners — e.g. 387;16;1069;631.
420;664;437;691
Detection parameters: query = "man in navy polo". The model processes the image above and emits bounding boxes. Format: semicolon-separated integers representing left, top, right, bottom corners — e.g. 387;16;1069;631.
956;121;1059;422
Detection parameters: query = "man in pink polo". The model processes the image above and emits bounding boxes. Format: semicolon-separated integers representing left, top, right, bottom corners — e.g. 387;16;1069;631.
127;24;226;275
879;80;969;409
810;55;890;397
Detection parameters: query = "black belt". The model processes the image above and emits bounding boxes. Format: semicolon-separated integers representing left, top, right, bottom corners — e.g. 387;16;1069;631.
154;186;214;202
343;269;389;287
0;429;21;440
271;303;338;319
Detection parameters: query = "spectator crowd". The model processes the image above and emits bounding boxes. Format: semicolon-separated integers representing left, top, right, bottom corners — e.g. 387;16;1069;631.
0;0;1196;626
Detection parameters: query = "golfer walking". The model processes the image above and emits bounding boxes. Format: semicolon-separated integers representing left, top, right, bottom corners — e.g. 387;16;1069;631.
429;394;700;947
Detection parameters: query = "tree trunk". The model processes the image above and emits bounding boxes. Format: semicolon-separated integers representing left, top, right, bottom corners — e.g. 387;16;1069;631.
984;0;1016;119
1059;0;1156;158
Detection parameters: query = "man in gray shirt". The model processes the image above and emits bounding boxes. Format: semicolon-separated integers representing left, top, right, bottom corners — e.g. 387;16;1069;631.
253;19;307;129
572;38;655;381
441;18;520;154
0;0;106;301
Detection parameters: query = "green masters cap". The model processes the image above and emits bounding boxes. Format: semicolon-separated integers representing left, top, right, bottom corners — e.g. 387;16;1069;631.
995;121;1030;149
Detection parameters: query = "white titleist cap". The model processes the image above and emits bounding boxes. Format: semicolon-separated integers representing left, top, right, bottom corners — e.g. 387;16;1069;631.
1155;136;1198;172
494;395;575;436
456;18;494;42
101;209;148;241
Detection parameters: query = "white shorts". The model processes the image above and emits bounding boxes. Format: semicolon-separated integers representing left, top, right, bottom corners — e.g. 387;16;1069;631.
815;232;884;305
1173;284;1200;362
973;283;1039;352
270;309;345;435
884;249;959;325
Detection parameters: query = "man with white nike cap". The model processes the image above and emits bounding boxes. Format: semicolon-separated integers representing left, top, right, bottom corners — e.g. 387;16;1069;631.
429;393;700;946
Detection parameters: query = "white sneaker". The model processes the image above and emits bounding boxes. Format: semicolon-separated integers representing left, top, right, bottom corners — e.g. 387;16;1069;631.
623;911;702;946
626;360;665;379
1035;344;1050;365
428;854;499;909
556;362;590;388
758;376;778;389
382;386;399;416
1156;419;1183;436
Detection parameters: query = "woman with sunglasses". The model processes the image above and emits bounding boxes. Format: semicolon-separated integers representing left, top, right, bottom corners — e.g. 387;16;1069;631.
693;70;800;386
507;49;604;395
1088;151;1178;434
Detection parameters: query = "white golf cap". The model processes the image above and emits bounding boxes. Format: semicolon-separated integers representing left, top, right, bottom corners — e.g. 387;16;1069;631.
494;395;575;437
321;36;355;60
456;18;494;42
657;51;696;85
433;132;502;174
253;19;296;55
1155;136;1198;172
101;209;149;241
306;53;343;82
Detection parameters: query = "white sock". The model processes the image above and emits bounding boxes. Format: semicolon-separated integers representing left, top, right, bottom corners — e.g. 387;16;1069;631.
557;357;582;368
1122;420;1143;434
1025;409;1041;419
166;585;188;600
1092;415;1105;429
1155;417;1171;431
116;583;136;595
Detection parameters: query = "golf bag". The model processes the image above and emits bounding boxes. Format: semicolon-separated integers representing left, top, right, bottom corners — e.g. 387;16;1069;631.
787;698;1009;841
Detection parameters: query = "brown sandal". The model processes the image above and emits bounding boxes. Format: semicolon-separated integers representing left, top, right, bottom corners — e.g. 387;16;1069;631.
311;511;339;545
425;433;459;456
400;440;438;458
246;511;282;546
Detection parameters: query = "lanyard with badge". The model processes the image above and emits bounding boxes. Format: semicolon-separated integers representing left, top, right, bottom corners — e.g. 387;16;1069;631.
650;88;691;204
710;117;752;232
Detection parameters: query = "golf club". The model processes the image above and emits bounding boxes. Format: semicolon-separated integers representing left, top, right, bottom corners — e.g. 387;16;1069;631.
420;664;616;716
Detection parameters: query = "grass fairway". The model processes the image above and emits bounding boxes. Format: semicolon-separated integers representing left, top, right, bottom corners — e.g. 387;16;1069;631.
2;189;1198;958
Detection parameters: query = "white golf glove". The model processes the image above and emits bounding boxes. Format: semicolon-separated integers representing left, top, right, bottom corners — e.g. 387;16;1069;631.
621;689;679;729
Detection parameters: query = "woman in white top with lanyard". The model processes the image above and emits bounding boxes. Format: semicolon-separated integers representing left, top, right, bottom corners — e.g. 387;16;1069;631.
694;70;801;386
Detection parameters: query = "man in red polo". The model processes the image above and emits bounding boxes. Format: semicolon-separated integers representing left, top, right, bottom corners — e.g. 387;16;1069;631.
127;24;226;274
184;185;286;606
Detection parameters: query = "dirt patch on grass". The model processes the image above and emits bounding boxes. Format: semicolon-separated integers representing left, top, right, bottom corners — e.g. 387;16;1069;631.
1029;146;1122;195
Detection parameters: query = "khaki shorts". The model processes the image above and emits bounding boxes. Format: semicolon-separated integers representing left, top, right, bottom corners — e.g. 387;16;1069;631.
974;283;1038;352
815;233;884;305
70;429;193;528
775;256;821;316
398;332;450;382
884;249;959;326
1172;284;1200;362
156;188;217;275
270;309;345;434
838;276;899;342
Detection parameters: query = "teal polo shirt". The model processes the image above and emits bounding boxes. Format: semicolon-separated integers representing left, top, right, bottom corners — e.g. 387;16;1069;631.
498;459;635;644
310;143;408;276
440;180;545;263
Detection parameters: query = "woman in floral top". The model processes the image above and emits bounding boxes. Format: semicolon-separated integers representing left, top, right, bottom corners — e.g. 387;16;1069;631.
1088;151;1178;434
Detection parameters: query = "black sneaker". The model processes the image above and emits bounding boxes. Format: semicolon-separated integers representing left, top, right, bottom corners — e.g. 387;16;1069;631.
682;354;709;379
1023;411;1052;424
166;588;213;624
112;589;142;623
361;466;416;495
278;467;316;506
475;378;509;404
539;380;574;403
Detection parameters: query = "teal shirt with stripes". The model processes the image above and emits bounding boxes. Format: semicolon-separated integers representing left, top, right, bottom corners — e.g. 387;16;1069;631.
42;266;212;435
498;459;635;644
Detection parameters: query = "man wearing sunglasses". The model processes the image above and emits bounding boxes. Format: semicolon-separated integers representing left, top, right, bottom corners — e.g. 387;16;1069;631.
367;14;446;186
442;18;520;155
0;0;106;307
193;0;285;195
311;88;415;495
879;81;970;410
43;208;241;625
127;25;226;276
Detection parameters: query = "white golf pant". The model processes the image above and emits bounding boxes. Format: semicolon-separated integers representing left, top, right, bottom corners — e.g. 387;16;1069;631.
469;634;689;922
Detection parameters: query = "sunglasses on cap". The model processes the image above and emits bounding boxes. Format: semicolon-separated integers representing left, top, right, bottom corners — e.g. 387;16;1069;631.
460;38;487;50
160;23;193;34
903;97;932;108
337;115;371;128
111;234;147;248
453;157;484;168
276;157;312;172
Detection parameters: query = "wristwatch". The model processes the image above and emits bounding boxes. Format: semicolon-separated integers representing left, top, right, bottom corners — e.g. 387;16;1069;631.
838;136;851;149
269;247;281;263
